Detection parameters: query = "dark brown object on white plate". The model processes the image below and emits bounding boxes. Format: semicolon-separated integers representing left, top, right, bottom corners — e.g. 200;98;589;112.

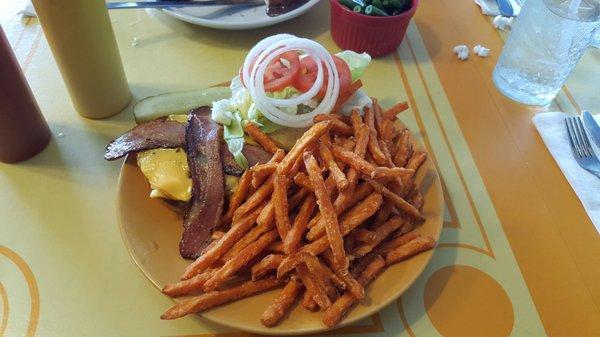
265;0;309;16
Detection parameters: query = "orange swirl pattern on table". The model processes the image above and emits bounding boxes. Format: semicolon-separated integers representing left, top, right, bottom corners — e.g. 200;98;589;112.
0;283;8;337
0;246;40;337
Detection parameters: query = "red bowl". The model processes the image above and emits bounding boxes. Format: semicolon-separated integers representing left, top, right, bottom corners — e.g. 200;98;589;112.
330;0;418;57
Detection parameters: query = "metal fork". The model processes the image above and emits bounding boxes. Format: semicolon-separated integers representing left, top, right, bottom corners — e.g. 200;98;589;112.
566;116;600;178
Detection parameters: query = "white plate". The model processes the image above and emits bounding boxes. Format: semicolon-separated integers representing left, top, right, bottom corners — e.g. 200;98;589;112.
161;0;321;30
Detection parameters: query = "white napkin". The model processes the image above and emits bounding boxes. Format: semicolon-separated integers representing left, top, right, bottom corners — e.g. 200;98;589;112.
473;0;522;16
19;1;36;17
533;112;600;234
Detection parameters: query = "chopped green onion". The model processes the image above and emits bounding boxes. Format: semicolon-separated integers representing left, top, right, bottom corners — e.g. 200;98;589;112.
339;0;356;10
340;0;369;11
345;0;408;15
365;5;389;16
389;0;409;9
371;0;384;9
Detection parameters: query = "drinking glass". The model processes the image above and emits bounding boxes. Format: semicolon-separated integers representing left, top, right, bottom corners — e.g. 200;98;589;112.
492;0;600;106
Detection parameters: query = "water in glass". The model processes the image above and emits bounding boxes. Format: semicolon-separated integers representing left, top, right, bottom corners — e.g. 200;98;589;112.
493;0;599;106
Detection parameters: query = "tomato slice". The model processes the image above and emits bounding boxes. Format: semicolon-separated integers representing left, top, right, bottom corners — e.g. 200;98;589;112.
240;51;301;92
333;56;352;100
293;56;319;93
263;51;301;92
293;55;352;101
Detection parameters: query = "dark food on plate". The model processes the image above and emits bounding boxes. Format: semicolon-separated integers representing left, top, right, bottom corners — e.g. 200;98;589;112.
180;110;225;258
105;116;186;161
339;0;410;16
106;106;273;258
105;107;272;176
106;34;436;329
160;0;310;18
265;0;310;16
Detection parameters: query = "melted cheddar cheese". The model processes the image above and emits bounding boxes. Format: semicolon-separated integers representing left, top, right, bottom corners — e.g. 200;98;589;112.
137;148;192;202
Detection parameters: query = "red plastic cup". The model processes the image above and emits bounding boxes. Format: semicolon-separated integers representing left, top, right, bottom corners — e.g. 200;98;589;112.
330;0;419;57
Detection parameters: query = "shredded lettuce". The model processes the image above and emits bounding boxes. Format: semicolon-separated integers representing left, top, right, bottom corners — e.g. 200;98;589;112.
227;76;280;133
229;75;245;95
211;99;234;126
225;137;248;169
247;103;280;133
223;112;248;168
266;86;300;115
223;111;244;139
336;50;371;82
267;86;300;100
229;76;253;118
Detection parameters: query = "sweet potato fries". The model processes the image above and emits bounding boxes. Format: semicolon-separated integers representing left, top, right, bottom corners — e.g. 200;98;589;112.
160;100;436;328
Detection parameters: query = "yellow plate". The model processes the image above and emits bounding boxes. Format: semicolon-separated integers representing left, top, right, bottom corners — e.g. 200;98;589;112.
117;120;443;335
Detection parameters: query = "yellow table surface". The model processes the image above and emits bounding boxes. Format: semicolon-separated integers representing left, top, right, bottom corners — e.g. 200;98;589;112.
1;0;599;336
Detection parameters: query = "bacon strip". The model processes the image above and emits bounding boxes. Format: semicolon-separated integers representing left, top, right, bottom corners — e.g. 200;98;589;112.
104;107;271;176
104;117;186;161
179;111;225;259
